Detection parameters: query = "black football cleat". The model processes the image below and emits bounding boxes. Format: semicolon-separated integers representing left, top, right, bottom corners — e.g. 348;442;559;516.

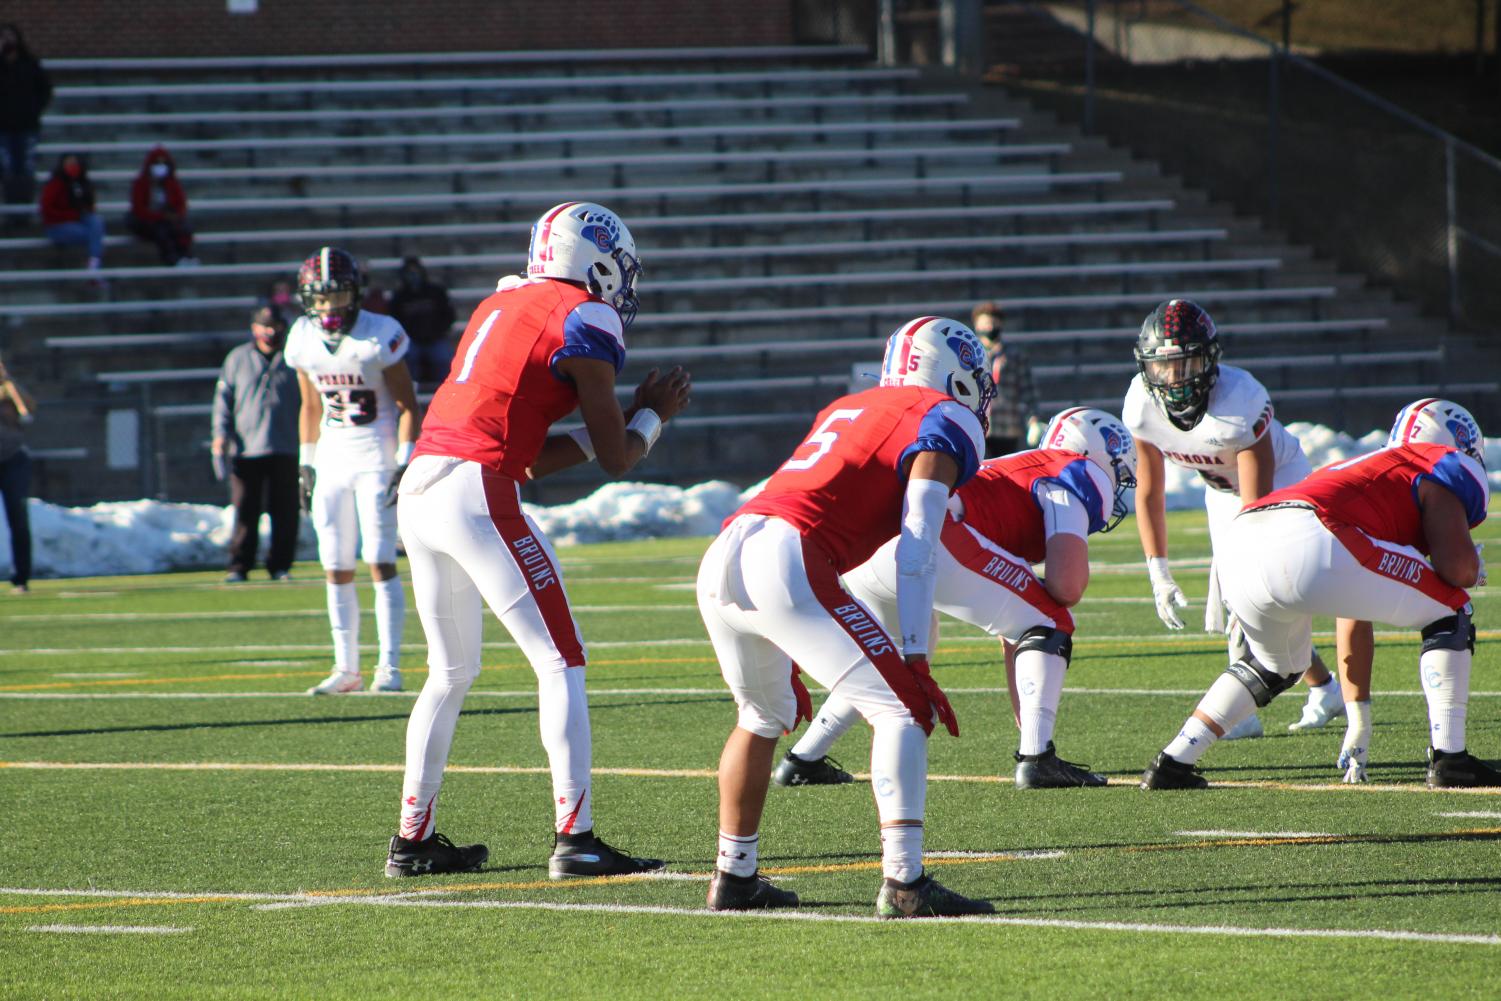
1140;751;1209;790
548;831;667;880
771;751;854;787
876;871;995;918
1014;742;1108;789
1427;747;1501;788
707;870;800;911
385;832;488;878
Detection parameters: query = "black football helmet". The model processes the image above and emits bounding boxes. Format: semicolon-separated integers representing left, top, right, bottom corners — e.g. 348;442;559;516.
1133;299;1222;431
297;246;363;344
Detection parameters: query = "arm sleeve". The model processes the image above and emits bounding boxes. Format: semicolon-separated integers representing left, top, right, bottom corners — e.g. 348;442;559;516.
1035;458;1111;535
1419;451;1490;527
896;400;984;488
1035;481;1091;539
895;476;949;657
551;301;626;377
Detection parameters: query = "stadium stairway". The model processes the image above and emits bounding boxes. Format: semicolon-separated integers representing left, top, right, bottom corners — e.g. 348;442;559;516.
0;44;1479;505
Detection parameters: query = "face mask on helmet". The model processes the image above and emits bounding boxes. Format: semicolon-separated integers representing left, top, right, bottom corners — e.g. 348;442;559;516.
527;202;642;329
1388;398;1485;467
879;316;997;432
1134;299;1221;431
297;247;363;345
1042;407;1139;532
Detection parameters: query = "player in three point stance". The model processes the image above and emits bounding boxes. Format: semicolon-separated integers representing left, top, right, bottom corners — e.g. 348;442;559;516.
1126;298;1349;738
384;202;691;880
774;407;1138;790
697;316;996;918
1142;399;1498;790
285;247;420;695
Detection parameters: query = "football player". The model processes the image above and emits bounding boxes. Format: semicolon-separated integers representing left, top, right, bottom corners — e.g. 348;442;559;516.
385;202;691;881
285;247;420;695
1126;299;1352;738
697;316;996;919
774;407;1138;790
1142;399;1496;789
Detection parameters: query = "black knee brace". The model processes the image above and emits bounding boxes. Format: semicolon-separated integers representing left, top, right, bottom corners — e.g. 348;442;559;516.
1421;606;1475;654
1225;656;1300;708
1015;626;1073;666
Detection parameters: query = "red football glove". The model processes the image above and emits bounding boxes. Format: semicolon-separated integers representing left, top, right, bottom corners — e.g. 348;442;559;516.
787;663;814;733
907;656;958;737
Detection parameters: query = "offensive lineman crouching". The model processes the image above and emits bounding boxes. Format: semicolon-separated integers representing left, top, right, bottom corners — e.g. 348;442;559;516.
775;407;1138;790
1142;399;1498;790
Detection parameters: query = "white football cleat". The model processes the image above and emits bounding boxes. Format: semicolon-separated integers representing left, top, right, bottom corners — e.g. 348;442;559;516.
1288;682;1346;731
307;669;363;695
1221;713;1264;741
370;666;403;693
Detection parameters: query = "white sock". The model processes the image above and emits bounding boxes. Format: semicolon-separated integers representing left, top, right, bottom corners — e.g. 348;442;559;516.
1164;717;1219;765
716;831;759;877
539;667;593;833
373;576;405;670
1014;649;1067;756
397;661;478;840
1307;674;1342;711
1341;700;1372;764
789;694;860;761
880;824;924;884
1420;648;1471;753
326;582;359;673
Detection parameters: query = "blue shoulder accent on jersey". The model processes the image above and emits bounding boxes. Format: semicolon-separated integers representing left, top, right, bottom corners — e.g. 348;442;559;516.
897;406;981;488
1416;450;1488;527
550;308;626;379
1035;457;1108;535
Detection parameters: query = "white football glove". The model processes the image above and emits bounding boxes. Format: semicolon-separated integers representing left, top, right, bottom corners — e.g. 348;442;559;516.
1147;557;1188;631
1476;544;1487;588
1337;745;1368;784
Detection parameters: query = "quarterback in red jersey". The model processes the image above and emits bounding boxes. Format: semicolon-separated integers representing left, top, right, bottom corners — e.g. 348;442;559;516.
1143;399;1497;789
697;316;997;918
384;202;690;880
777;407;1137;791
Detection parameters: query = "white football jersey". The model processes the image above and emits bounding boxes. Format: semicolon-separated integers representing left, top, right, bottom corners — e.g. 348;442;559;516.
1122;363;1303;495
285;311;410;473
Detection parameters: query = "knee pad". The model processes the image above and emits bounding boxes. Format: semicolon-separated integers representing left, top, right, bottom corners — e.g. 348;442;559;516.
1421;606;1475;654
1014;626;1073;666
1225;656;1299;708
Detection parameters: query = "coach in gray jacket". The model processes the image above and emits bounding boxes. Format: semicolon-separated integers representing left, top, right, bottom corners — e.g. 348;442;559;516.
212;303;301;582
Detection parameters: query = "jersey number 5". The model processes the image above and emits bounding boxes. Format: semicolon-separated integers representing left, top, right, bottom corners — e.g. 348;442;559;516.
781;409;864;472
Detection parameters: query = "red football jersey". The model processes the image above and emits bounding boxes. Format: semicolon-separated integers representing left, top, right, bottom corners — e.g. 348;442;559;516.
415;278;623;480
1245;442;1489;551
733;385;984;573
958;450;1107;563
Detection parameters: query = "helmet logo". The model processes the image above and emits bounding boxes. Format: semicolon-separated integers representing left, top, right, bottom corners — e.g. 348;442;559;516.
1447;417;1477;453
580;223;615;253
1101;425;1125;458
946;333;983;371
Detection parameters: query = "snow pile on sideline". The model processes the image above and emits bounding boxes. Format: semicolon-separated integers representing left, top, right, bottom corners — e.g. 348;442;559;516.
1;424;1496;580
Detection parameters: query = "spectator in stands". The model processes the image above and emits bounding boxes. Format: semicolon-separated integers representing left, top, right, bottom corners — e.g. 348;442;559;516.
0;349;35;593
359;258;388;315
0;24;51;217
972;301;1040;457
387;256;457;387
39;153;105;277
266;278;299;312
212;303;302;583
126;145;196;267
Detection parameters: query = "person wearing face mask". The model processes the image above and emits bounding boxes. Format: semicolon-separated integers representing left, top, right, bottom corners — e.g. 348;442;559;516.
39;153;104;274
0;23;51;217
126;145;196;267
212;303;303;583
386;256;456;389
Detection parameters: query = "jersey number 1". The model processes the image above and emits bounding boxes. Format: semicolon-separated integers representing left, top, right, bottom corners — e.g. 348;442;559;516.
781;409;864;472
455;309;502;384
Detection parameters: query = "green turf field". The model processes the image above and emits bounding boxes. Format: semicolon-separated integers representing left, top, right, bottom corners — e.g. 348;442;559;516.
1;509;1497;1000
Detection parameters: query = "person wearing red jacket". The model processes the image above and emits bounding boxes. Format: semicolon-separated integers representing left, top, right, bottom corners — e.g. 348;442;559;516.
126;145;195;266
39;152;103;273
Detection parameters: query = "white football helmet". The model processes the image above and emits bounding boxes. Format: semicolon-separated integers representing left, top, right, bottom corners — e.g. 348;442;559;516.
1042;407;1138;532
879;316;996;430
1388;398;1484;466
527;201;641;328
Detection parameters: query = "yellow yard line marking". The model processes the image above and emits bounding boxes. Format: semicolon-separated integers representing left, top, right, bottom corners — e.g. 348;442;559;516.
0;895;243;916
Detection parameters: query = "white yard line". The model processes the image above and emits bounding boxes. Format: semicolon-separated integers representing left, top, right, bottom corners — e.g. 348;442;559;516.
26;924;192;934
1437;811;1501;819
3;605;698;623
1174;830;1335;839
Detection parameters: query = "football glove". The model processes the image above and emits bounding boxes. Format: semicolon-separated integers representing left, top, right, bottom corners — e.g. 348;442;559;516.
298;465;317;514
788;664;813;732
1337;745;1368;784
907;656;958;737
382;464;408;508
1476;544;1487;588
1147;557;1188;631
